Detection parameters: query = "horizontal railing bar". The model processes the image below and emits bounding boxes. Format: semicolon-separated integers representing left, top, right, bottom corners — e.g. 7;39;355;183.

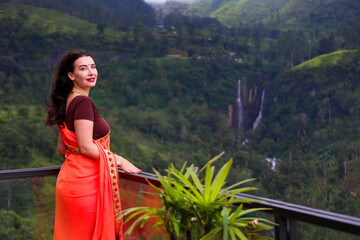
0;166;61;179
236;192;360;236
238;192;360;222
118;168;162;187
0;166;359;236
0;166;163;187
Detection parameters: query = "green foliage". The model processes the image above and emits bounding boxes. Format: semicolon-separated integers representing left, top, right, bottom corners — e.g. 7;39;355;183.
0;3;95;35
121;153;274;239
0;105;60;169
174;0;360;38
252;50;360;214
293;50;357;70
267;0;360;35
0;210;34;240
210;0;288;27
5;0;155;28
0;3;134;62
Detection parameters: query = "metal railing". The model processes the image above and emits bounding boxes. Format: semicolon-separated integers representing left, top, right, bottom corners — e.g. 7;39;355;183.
0;166;359;239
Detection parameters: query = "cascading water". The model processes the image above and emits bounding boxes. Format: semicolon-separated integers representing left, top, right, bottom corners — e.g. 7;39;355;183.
265;157;277;171
252;90;265;130
237;79;244;129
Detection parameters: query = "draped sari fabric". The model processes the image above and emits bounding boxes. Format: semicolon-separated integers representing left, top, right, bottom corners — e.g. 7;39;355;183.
54;124;123;240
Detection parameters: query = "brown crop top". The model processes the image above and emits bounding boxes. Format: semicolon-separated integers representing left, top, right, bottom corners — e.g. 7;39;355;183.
65;96;110;140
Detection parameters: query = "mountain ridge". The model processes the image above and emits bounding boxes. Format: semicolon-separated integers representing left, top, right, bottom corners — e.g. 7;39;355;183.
163;0;360;36
1;0;156;28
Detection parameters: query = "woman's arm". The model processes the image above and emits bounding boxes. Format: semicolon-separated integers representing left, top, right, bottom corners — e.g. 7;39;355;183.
74;119;100;160
57;135;67;156
74;118;140;171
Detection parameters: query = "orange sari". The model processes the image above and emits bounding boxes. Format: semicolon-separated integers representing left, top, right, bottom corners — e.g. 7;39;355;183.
54;124;123;240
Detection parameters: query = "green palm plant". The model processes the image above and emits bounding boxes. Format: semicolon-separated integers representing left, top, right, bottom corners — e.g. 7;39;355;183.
121;152;274;239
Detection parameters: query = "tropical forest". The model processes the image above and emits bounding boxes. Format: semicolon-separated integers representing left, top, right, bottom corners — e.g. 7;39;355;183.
0;0;359;239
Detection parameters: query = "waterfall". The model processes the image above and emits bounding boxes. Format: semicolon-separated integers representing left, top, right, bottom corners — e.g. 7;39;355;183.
252;90;265;130
265;157;277;171
237;79;244;128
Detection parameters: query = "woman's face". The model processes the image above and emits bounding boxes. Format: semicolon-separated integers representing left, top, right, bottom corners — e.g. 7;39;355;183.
67;56;98;90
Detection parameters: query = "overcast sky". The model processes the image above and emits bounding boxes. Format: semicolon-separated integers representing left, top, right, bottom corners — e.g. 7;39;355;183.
144;0;166;3
144;0;196;4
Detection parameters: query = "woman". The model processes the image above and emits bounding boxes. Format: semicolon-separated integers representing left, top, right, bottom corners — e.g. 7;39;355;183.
45;50;141;240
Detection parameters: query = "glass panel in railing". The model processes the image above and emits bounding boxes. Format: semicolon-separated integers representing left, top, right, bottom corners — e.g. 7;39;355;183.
31;176;56;240
0;178;34;239
119;177;165;239
0;175;56;240
0;174;165;239
298;221;358;240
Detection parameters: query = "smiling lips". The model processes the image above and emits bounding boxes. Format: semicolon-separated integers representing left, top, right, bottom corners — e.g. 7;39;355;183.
87;78;96;82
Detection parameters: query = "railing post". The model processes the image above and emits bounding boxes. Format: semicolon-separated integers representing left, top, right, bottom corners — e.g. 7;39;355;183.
289;219;297;240
275;215;298;240
275;215;288;240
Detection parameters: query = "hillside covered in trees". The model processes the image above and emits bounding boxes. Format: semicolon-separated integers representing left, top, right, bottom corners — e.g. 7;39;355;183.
0;0;360;239
156;0;360;36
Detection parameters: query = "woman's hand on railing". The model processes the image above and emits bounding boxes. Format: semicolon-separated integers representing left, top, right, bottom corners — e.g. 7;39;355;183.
115;155;142;174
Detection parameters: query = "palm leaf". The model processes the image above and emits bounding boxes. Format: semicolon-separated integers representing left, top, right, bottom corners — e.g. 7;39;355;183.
199;227;222;240
228;204;244;223
198;151;225;174
124;211;157;236
224;178;256;191
183;164;195;179
222;207;229;240
234;208;272;218
231;226;248;240
203;162;213;202
170;169;205;203
210;158;233;201
189;170;204;195
229;229;237;240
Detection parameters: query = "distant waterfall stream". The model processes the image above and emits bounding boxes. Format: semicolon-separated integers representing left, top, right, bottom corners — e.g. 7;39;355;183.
237;79;244;129
265;157;277;171
234;82;275;168
252;90;265;130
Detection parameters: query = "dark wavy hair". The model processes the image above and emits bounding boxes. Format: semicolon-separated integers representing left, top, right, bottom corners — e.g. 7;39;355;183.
45;50;93;126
